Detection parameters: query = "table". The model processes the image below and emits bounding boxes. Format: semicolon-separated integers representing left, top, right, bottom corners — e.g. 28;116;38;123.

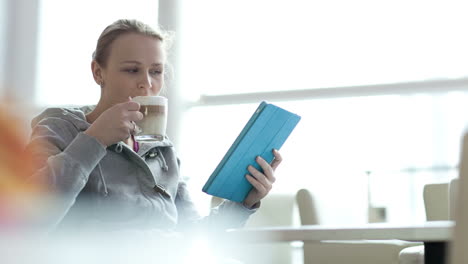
226;221;454;264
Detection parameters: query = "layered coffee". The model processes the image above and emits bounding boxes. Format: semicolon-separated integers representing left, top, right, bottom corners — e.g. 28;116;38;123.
132;96;168;142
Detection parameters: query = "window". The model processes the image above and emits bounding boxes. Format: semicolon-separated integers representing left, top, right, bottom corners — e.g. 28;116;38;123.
178;0;468;222
36;0;159;106
179;0;468;98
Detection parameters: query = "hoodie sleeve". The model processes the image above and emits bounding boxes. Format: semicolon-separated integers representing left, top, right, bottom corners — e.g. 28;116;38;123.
25;118;107;230
175;181;258;232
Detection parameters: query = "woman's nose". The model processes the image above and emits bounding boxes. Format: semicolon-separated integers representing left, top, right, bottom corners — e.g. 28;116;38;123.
138;74;152;91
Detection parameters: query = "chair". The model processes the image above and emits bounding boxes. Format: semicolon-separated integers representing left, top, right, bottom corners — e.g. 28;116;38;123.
400;133;467;264
448;178;459;223
423;183;450;221
296;188;419;264
448;133;468;263
398;181;452;264
296;189;319;225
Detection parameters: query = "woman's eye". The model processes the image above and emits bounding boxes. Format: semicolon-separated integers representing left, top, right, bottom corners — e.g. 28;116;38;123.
150;70;163;75
124;68;138;73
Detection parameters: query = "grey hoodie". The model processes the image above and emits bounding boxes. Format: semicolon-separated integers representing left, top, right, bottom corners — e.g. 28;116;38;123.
26;106;256;232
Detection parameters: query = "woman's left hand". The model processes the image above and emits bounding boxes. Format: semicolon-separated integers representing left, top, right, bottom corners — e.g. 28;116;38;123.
243;149;282;208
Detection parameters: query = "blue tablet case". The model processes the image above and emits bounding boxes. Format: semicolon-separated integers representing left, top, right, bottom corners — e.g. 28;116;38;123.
202;101;301;202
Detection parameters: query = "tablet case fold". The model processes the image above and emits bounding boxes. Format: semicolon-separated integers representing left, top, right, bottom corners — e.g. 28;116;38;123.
202;101;301;202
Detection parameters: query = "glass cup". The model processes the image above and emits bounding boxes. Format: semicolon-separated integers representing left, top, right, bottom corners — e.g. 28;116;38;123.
132;96;168;142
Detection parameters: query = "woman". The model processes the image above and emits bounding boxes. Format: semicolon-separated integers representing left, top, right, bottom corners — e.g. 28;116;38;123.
26;19;282;232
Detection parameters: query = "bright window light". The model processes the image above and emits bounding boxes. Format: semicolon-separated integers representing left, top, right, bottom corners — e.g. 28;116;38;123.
36;0;159;106
180;0;468;98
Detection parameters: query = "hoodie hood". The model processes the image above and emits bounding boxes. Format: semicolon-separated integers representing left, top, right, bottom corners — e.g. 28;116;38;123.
31;106;95;131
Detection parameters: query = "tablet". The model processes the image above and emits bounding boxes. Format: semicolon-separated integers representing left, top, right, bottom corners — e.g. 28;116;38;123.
202;101;301;202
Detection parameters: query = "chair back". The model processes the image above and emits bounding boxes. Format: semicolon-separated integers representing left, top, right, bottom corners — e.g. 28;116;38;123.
423;183;449;221
449;177;459;221
296;188;319;225
448;133;468;264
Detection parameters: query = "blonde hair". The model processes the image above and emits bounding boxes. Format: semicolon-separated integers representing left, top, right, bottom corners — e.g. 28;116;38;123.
92;19;172;67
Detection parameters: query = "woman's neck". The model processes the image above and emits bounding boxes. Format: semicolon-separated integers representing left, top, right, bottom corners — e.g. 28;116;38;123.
85;101;108;124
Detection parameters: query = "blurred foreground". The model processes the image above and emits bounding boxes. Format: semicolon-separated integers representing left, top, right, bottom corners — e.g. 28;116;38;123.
0;100;46;232
1;231;239;264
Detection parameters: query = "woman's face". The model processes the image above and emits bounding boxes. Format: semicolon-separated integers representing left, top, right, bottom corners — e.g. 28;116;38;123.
94;33;165;105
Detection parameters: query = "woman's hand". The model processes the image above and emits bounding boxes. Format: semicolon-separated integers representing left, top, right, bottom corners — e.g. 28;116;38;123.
85;99;143;146
243;149;283;208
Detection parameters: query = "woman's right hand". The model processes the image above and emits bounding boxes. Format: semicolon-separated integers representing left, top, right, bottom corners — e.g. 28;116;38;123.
84;100;143;146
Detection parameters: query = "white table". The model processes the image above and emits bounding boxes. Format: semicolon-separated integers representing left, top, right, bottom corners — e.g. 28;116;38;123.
226;221;454;264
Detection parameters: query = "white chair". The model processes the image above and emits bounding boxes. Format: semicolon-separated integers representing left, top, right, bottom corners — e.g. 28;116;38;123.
448;178;458;224
448;133;468;264
423;183;450;221
296;189;319;225
296;188;419;264
400;133;468;264
398;182;452;264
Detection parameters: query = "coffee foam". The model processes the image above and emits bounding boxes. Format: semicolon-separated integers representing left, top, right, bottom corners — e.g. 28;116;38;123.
132;96;167;106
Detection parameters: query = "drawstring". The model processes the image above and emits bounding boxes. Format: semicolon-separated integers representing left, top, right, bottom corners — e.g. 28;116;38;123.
156;148;169;171
115;142;123;153
115;139;138;153
117;141;168;171
97;163;108;196
98;142;124;196
146;148;169;171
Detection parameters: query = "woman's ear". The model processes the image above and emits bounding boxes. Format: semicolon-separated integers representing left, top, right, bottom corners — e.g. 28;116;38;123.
91;60;104;86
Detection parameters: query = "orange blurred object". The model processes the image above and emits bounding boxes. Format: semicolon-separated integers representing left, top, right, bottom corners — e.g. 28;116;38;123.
0;102;44;229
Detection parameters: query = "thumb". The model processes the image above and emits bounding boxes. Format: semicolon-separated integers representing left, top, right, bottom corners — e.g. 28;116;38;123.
126;96;140;111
